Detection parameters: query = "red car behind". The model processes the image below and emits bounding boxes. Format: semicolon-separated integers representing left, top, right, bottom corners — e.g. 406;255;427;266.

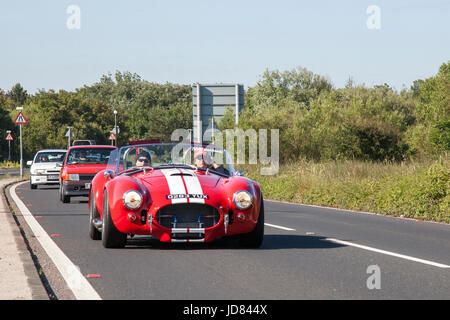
59;145;117;203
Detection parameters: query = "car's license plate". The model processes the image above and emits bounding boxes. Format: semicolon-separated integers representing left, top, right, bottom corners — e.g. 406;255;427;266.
85;183;91;189
48;175;59;180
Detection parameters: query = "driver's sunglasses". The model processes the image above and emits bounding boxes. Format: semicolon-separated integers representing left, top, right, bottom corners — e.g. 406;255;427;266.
138;158;148;162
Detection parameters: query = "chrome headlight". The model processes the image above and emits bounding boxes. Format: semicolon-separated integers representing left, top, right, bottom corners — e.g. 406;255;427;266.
69;174;79;181
123;190;143;210
35;169;45;175
233;190;253;210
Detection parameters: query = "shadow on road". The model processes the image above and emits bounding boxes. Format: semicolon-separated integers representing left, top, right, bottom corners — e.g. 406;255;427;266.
124;234;346;250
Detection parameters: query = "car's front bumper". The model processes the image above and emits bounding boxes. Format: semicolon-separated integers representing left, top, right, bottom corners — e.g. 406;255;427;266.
30;174;60;185
62;181;91;197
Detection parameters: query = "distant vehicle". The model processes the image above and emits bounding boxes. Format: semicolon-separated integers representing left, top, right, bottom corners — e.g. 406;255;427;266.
59;145;117;203
27;149;67;189
73;140;96;146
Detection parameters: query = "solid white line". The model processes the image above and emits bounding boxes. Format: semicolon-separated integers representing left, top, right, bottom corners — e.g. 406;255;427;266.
325;237;450;269
11;182;102;300
264;223;296;231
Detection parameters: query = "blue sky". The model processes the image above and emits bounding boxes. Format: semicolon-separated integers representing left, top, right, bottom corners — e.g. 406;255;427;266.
0;0;449;93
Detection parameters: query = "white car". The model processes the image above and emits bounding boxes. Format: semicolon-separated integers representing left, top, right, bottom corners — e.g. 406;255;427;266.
27;149;67;189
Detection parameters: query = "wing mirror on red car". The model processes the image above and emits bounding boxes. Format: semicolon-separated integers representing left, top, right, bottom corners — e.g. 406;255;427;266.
104;170;114;180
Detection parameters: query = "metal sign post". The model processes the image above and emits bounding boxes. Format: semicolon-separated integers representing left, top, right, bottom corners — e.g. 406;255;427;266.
19;124;22;177
14;109;27;178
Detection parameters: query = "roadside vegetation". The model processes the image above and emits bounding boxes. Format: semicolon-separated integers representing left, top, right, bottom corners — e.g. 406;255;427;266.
240;156;449;223
0;161;20;169
0;62;448;222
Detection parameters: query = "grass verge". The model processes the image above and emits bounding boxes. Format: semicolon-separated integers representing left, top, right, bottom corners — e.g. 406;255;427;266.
239;155;449;223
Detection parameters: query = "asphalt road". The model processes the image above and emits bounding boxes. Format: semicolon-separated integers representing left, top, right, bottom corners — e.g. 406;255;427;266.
10;182;450;300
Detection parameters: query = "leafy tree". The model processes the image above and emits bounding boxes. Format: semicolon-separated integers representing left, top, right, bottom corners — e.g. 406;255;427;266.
8;83;28;105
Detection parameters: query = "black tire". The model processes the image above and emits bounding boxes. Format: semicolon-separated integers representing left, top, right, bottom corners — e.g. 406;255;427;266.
60;184;70;203
30;181;37;190
239;196;264;248
89;188;102;240
102;189;126;248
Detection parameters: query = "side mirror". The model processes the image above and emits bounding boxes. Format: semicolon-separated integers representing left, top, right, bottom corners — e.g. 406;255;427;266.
235;170;245;176
26;160;33;166
104;170;114;180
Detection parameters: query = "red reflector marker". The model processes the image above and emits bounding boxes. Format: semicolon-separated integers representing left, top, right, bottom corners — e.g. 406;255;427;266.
86;274;102;278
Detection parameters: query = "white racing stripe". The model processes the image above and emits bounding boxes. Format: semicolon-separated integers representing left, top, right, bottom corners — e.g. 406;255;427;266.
161;169;188;204
10;182;102;300
179;168;205;204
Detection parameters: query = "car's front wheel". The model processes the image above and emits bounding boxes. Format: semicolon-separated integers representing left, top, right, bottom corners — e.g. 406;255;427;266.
30;180;37;190
238;197;264;248
102;189;126;248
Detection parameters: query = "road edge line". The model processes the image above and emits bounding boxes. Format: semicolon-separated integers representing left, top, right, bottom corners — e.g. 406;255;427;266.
10;181;102;300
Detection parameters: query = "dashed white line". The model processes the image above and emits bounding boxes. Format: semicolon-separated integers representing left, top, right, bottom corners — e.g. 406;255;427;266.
324;238;450;269
264;223;296;231
265;221;450;269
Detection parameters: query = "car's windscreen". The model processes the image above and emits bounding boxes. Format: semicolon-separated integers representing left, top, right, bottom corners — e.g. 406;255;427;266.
67;148;115;165
107;144;234;177
34;152;66;163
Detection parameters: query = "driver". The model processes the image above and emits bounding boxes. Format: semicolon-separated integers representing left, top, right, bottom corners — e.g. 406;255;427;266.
193;149;228;175
135;152;151;167
79;151;88;161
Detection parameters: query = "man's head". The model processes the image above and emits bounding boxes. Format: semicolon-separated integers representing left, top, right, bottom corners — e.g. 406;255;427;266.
194;149;212;168
136;154;151;167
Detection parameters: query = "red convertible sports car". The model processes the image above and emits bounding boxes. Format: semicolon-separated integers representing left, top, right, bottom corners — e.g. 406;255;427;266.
88;143;264;248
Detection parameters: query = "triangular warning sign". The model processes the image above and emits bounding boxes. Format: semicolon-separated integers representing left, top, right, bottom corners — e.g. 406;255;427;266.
5;133;13;141
108;133;116;140
14;111;28;124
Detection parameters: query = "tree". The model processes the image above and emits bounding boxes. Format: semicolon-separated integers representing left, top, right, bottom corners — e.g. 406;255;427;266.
8;83;28;106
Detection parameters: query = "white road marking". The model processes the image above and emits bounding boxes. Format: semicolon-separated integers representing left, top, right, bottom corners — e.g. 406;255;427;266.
266;220;450;269
264;223;296;231
325;238;450;269
10;182;102;300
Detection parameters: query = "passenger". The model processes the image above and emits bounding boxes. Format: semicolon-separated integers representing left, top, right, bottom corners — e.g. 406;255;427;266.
193;149;228;175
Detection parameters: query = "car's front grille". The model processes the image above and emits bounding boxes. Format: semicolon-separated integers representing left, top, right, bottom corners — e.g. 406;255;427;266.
46;170;60;174
155;203;220;229
79;174;96;182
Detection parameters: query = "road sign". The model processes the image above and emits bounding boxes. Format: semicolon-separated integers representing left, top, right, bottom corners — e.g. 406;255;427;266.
108;133;116;140
65;127;74;137
14;111;28;124
5;132;13;141
112;126;120;135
